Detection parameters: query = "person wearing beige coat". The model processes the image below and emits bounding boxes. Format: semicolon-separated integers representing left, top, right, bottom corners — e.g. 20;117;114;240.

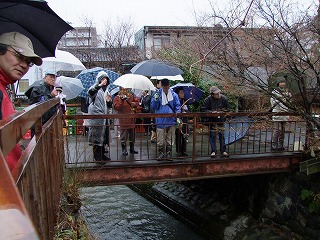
270;78;292;151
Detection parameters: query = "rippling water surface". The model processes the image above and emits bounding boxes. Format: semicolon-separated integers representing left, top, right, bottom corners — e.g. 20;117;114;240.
81;185;205;240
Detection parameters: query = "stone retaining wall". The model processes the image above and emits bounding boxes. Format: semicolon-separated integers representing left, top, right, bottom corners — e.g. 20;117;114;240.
133;171;320;239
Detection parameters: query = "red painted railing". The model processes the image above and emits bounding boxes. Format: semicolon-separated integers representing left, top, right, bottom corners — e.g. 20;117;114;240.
0;101;306;238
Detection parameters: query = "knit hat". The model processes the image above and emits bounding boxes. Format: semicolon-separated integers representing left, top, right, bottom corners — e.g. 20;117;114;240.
210;86;221;94
0;32;42;66
96;71;110;83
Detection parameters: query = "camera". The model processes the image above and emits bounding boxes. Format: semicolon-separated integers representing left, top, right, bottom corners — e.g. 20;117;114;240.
154;92;159;100
183;133;189;142
122;95;129;100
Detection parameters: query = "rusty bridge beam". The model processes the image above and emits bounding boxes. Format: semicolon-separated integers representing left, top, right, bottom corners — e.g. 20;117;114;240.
75;154;302;186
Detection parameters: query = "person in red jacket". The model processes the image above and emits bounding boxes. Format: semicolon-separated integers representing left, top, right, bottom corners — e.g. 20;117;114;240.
113;87;140;155
0;32;42;170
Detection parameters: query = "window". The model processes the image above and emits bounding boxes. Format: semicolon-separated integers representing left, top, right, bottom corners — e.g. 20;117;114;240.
18;79;29;93
153;34;170;50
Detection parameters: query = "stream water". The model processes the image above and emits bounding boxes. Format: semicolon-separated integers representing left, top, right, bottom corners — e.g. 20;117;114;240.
80;185;206;240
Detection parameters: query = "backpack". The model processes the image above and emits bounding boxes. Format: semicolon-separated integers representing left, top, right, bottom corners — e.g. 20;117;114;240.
80;96;96;113
80;97;90;113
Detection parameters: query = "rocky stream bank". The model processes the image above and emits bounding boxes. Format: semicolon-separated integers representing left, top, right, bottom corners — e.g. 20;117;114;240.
130;171;320;240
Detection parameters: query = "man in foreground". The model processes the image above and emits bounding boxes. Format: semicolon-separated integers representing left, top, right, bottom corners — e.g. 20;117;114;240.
0;32;42;170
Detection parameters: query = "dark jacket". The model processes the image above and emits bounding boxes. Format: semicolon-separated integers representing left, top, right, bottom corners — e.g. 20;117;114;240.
201;94;230;123
28;81;56;123
140;94;152;113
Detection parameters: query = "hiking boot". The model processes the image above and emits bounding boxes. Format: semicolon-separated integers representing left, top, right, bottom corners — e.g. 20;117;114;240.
95;156;111;165
166;146;173;160
93;145;110;162
129;142;138;154
157;148;166;161
122;143;128;155
157;152;166;161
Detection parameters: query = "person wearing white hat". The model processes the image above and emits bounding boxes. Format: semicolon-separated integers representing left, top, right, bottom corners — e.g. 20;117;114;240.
0;32;42;171
28;69;60;124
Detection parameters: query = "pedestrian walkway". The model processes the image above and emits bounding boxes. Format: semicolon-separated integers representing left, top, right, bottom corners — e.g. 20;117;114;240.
64;124;304;166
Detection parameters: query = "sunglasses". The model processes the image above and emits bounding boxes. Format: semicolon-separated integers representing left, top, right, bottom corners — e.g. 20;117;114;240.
7;49;34;67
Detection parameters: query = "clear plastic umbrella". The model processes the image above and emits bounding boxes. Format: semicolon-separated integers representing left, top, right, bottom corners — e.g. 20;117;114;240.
42;50;86;72
113;74;155;91
55;76;84;100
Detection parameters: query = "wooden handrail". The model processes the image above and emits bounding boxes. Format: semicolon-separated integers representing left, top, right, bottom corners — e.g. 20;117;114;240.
0;98;64;239
0;151;39;239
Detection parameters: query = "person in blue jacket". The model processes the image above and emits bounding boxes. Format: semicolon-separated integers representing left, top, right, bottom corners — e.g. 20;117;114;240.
150;78;181;160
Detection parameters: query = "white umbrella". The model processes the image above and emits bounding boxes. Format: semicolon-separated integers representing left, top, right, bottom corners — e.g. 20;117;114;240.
113;74;155;91
42;49;86;72
150;74;184;81
55;76;85;100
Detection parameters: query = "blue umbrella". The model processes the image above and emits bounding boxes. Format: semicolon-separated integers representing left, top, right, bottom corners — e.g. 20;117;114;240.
224;116;253;145
76;67;119;98
171;83;204;105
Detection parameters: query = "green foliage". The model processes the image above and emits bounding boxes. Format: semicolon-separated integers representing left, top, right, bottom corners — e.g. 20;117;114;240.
55;169;95;239
301;189;320;214
301;189;313;200
55;214;94;240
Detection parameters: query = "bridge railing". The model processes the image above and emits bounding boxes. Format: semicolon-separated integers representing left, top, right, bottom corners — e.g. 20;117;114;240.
65;111;306;165
0;99;64;240
0;103;308;238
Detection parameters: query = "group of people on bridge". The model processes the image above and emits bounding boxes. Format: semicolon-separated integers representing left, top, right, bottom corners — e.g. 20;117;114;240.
84;71;235;164
0;31;292;170
70;72;293;165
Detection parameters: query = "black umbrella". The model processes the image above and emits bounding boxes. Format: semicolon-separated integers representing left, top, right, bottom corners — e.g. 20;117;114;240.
24;79;43;98
0;0;73;58
130;59;183;77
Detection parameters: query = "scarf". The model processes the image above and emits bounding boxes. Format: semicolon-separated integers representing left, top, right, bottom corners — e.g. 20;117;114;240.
161;89;173;105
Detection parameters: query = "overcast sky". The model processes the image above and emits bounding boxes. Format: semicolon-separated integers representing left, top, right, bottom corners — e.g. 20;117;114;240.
46;0;316;35
46;0;219;33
